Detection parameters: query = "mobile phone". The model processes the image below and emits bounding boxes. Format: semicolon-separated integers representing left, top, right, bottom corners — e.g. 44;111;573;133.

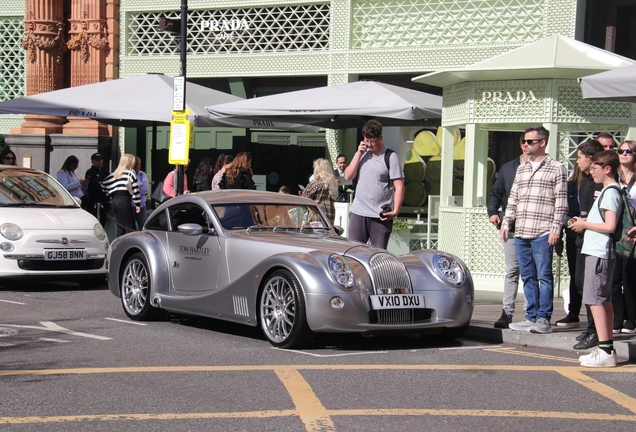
298;184;305;190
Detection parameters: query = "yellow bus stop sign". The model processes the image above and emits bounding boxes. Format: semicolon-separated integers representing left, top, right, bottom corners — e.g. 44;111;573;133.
169;109;192;165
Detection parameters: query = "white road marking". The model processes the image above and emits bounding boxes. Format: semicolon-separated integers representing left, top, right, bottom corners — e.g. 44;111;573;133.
105;318;147;326
272;348;388;357
3;321;112;340
439;345;503;351
0;299;26;305
0;342;15;347
39;338;70;343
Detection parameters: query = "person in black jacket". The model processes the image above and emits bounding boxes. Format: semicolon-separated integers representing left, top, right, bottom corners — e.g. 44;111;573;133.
219;151;256;190
84;153;110;227
487;136;527;328
192;157;212;192
557;139;604;350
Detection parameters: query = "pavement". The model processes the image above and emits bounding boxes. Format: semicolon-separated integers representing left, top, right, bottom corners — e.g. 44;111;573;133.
468;290;636;362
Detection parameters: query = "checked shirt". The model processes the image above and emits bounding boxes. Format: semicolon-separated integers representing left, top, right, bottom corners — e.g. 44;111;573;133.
501;154;568;239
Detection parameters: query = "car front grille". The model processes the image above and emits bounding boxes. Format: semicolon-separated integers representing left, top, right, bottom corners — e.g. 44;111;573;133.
368;252;414;324
18;259;104;271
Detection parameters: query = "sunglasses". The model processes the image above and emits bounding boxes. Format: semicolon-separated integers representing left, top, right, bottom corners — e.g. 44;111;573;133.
618;149;634;155
521;139;543;145
3;156;15;161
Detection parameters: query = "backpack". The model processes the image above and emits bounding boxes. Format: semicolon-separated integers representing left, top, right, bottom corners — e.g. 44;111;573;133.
598;183;636;259
351;148;395;193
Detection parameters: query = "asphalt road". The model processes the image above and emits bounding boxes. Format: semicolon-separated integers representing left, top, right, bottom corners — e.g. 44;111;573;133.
1;280;636;431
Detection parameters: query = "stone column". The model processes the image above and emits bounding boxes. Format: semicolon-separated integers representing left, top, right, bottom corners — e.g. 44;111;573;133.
63;0;110;135
12;0;67;134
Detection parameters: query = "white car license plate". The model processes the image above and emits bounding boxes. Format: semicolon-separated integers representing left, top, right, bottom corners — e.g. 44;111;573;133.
370;294;425;310
43;249;86;261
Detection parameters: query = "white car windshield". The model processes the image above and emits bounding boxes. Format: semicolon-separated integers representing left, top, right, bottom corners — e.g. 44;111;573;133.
0;168;78;207
212;203;328;231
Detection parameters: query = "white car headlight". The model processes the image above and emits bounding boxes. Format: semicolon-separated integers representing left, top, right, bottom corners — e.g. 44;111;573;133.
94;223;106;241
433;253;465;286
1;223;23;241
329;254;354;289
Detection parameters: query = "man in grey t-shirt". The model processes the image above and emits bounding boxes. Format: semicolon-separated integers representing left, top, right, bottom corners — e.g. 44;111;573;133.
344;120;405;249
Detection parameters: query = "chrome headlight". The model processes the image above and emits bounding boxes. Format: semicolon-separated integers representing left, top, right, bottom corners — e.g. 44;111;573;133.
1;223;23;241
433;253;465;286
329;254;354;289
94;223;106;241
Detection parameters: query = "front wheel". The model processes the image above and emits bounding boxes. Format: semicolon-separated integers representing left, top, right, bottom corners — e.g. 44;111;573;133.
259;269;314;348
120;252;160;320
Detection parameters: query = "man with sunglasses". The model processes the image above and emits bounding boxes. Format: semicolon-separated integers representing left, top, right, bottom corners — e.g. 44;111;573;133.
501;125;568;334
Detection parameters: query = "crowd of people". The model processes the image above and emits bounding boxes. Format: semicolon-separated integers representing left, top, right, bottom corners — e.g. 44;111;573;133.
489;126;635;368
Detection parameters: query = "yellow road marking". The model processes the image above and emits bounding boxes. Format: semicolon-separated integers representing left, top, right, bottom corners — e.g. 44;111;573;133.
0;410;295;425
0;408;635;425
3;364;636;376
557;369;636;414
275;369;335;432
483;347;580;363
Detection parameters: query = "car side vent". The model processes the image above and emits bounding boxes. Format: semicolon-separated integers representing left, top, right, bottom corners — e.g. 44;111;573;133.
233;295;249;317
368;253;411;295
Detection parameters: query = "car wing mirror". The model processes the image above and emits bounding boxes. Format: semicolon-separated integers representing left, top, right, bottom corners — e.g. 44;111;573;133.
333;225;345;236
177;223;203;236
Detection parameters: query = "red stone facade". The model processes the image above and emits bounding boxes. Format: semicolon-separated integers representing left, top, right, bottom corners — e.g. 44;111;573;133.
12;0;117;136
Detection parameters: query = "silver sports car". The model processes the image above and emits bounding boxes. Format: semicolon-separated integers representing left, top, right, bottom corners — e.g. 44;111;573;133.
107;190;473;348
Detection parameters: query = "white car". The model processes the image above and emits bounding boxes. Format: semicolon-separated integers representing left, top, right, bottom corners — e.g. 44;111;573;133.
0;165;108;284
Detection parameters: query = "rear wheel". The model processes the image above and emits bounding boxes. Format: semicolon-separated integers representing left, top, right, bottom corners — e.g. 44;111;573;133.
259;269;313;348
120;252;159;320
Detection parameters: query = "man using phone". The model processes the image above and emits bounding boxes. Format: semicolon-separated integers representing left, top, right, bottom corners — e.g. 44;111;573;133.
344;120;404;249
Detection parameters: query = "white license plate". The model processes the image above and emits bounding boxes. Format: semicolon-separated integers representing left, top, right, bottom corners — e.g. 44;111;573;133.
370;294;425;310
44;249;86;261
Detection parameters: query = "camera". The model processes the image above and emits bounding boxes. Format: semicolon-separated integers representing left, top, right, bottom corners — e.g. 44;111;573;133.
379;204;392;218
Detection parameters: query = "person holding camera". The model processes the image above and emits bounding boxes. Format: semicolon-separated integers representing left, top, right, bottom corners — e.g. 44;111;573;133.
344;119;404;249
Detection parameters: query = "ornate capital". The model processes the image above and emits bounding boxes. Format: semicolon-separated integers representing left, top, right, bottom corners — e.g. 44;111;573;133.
67;19;110;63
22;19;67;64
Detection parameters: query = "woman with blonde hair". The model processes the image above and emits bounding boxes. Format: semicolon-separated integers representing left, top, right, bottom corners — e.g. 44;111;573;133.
303;158;338;224
102;153;141;238
220;151;256;189
611;140;636;334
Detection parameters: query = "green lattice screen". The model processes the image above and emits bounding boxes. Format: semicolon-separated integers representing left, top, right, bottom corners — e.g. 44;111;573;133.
352;0;547;48
0;16;24;101
127;4;330;56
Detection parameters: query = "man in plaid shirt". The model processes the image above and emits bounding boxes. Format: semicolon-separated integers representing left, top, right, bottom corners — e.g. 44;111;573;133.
500;125;568;334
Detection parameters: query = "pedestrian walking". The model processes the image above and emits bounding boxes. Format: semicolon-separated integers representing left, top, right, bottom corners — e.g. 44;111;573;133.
102;154;140;238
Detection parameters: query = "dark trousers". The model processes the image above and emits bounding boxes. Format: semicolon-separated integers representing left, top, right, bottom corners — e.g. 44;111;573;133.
565;235;580;315
111;195;136;238
574;245;596;334
348;212;392;249
611;256;636;328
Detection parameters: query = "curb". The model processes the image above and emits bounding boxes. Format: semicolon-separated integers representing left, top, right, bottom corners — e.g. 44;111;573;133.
466;323;636;362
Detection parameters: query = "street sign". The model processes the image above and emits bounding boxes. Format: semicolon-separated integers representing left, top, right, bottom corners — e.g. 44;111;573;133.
169;109;191;164
173;76;185;111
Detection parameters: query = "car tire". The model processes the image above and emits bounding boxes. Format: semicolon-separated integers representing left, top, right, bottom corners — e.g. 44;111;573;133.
259;269;314;348
120;252;160;320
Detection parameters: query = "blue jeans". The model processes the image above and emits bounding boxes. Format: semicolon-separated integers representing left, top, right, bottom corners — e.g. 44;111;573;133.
515;235;554;321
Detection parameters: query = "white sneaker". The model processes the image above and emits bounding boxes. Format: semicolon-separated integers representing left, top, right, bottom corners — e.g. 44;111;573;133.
580;349;617;368
579;347;599;362
508;318;535;332
530;317;552;334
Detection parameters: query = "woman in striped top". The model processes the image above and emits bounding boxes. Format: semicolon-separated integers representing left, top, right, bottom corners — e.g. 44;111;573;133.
102;154;141;238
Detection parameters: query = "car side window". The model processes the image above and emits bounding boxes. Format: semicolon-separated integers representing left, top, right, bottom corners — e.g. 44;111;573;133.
145;209;169;231
168;203;210;232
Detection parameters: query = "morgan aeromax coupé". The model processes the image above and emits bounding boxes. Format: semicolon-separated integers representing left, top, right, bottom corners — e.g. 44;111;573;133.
106;190;474;348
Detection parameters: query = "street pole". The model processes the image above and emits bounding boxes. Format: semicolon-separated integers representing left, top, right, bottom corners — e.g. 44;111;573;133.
176;0;188;195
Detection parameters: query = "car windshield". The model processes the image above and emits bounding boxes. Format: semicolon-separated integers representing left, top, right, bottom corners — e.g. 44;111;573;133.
211;203;329;231
0;169;77;207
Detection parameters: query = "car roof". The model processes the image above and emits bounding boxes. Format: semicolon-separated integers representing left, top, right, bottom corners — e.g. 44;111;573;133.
193;190;316;206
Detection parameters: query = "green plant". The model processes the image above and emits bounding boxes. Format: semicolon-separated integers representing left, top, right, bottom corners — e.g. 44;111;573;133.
392;218;411;233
